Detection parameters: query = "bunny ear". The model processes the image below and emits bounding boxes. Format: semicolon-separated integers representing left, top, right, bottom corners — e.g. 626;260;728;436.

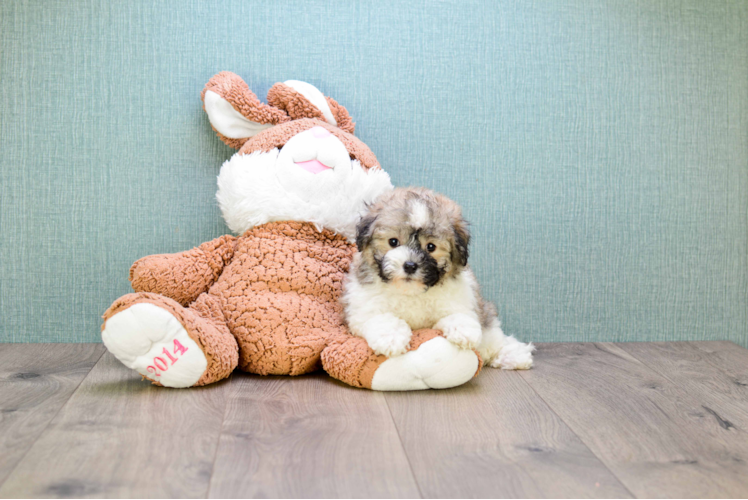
201;72;289;149
267;81;354;133
325;96;355;134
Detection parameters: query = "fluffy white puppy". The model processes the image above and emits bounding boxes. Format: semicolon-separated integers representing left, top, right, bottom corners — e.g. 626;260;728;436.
343;187;535;369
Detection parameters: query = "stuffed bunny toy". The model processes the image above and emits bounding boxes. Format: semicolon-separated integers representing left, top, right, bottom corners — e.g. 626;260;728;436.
101;72;482;390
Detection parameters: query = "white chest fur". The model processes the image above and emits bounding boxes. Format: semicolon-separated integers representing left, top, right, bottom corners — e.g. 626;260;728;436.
344;268;479;331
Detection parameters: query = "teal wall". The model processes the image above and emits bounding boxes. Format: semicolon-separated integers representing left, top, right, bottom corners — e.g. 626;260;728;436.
1;1;747;346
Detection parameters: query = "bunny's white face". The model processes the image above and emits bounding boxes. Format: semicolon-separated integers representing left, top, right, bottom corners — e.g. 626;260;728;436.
215;129;392;242
204;79;393;241
275;125;360;202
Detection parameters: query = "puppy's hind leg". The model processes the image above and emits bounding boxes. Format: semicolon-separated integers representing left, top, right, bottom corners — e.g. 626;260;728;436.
478;318;535;370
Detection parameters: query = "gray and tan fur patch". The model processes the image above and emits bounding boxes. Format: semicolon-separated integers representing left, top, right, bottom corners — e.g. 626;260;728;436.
354;187;471;288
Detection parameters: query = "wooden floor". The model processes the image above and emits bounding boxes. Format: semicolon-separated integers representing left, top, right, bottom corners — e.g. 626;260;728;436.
1;342;748;498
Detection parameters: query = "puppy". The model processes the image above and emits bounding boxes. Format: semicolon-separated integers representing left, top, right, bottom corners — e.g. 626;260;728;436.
343;187;534;369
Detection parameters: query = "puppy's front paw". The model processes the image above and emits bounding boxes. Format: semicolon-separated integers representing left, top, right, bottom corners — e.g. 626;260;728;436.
435;313;482;349
362;315;413;357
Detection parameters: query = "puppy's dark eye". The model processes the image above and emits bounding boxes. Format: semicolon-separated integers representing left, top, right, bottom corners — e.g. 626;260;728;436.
427;243;436;253
388;238;399;248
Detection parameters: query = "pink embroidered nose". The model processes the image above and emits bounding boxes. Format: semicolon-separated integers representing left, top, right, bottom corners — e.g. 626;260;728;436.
311;126;331;138
295;159;332;174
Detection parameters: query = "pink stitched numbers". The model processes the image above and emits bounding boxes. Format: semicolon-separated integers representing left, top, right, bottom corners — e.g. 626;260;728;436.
146;339;189;377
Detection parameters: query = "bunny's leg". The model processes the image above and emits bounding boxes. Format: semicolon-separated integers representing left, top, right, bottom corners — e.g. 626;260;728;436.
226;290;335;377
101;292;238;388
322;329;482;391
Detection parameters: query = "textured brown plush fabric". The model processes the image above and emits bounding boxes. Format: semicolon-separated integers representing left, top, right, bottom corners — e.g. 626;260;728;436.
321;330;386;388
126;221;355;378
102;292;239;386
325;96;355;134
208;221;355;375
200;73;373;169
239;118;380;171
267;82;328;123
201;72;290;149
202;74;360;152
129;235;237;306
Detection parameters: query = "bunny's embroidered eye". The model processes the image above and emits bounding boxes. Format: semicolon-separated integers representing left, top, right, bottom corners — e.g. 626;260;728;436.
388;238;399;248
427;243;436;253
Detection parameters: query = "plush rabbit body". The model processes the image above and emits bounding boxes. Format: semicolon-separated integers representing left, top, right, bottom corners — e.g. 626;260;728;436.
101;73;482;390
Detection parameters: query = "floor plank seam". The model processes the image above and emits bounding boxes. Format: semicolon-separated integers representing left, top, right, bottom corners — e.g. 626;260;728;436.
516;367;638;499
0;345;106;492
204;372;234;499
383;394;425;499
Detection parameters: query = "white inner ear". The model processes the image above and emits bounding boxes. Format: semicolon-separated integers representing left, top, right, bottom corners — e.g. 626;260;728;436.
204;90;273;139
283;80;337;126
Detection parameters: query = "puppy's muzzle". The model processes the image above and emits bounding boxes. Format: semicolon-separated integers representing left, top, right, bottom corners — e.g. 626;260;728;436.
403;261;418;275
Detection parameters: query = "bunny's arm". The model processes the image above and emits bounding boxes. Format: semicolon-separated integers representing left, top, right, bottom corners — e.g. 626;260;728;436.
129;235;237;306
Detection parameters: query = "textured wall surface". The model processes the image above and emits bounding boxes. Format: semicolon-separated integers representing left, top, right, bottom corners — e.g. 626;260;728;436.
1;0;746;345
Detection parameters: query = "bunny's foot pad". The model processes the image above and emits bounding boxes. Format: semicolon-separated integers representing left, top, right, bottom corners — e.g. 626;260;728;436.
371;335;480;391
102;302;208;388
323;329;481;391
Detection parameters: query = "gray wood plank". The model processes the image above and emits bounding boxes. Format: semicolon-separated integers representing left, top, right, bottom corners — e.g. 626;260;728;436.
618;341;748;430
208;372;421;499
0;344;104;488
689;341;748;384
0;352;230;499
520;342;748;498
384;369;632;498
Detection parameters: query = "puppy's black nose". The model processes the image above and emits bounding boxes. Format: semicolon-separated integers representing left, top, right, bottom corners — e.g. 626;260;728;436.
403;261;418;275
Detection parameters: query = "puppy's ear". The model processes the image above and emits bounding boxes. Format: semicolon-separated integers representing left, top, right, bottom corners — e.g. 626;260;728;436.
355;214;377;252
451;217;470;267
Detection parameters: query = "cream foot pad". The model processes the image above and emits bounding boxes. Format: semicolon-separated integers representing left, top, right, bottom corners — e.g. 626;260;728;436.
371;336;479;391
102;303;207;388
